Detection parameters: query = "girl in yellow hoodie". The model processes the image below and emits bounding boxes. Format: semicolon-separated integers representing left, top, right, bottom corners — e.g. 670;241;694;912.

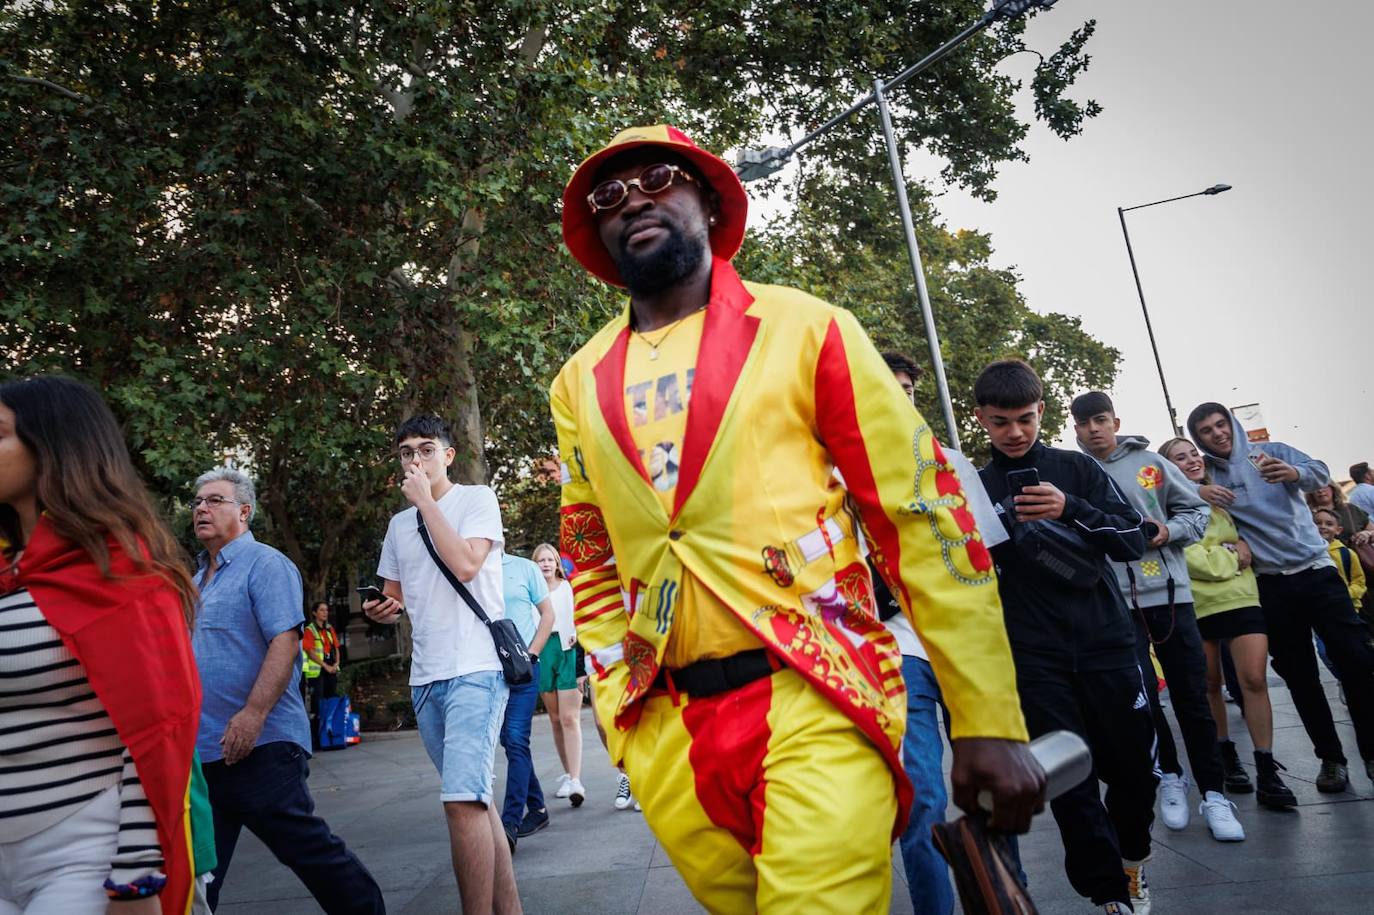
1160;438;1297;808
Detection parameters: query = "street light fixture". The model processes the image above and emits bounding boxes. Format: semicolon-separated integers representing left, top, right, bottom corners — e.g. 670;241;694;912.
1117;183;1233;436
732;0;1062;450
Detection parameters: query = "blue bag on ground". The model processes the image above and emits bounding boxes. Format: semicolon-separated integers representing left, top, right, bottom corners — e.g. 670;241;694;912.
319;696;349;750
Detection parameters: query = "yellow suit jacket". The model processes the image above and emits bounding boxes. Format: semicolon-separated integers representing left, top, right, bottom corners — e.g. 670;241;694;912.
551;259;1028;832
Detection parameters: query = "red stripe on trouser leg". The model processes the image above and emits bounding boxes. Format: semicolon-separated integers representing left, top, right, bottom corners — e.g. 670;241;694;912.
681;673;774;856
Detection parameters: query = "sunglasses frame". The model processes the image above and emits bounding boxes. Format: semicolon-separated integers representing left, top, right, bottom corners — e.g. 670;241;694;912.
586;163;696;214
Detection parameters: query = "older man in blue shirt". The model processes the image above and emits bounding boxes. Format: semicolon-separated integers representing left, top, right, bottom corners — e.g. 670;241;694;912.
499;551;556;851
192;467;384;914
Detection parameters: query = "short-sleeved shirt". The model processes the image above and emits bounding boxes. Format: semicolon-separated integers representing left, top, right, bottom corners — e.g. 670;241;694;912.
378;484;507;686
193;531;311;762
501;554;549;648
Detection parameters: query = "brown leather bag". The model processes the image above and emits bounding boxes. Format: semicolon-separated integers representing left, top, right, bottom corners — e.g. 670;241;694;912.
931;814;1037;915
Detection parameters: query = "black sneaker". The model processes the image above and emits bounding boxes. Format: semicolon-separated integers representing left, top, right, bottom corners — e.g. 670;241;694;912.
1315;759;1349;793
1219;740;1253;794
1253;751;1297;809
516;807;550;838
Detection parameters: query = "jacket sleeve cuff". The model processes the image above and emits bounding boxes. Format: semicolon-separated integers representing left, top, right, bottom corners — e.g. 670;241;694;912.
945;693;1031;742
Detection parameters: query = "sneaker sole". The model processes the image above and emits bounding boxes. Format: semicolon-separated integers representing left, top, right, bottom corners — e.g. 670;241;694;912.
1315;781;1348;794
516;818;550;838
1256;790;1297;809
614;800;633;810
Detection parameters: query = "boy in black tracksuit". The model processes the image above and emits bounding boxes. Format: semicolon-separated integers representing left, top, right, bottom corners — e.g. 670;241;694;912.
974;361;1158;914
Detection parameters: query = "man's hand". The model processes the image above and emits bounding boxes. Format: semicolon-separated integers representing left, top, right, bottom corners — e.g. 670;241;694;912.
1351;530;1374;548
1014;483;1067;523
400;463;435;507
220;706;267;766
1234;538;1253;570
950;738;1047;834
1198;483;1236;508
363;596;403;625
1148;519;1171;547
1255;453;1299;484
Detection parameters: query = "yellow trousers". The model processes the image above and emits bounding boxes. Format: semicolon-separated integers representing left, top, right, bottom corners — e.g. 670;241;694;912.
622;666;896;914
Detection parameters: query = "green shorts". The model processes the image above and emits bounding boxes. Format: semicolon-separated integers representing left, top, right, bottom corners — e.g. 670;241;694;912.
539;638;579;692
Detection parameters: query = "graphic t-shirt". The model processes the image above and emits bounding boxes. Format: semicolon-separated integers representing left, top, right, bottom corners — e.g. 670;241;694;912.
623;309;759;667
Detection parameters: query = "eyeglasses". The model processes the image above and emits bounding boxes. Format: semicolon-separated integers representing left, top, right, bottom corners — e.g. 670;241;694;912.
189;495;242;509
587;163;695;213
398;444;444;463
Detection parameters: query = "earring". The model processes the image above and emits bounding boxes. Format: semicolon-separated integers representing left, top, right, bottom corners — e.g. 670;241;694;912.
709;215;718;226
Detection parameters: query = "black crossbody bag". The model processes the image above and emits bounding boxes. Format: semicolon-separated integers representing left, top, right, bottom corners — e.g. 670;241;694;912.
416;514;533;686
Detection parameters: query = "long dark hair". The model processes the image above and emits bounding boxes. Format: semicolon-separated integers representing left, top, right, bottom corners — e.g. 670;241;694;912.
0;376;197;624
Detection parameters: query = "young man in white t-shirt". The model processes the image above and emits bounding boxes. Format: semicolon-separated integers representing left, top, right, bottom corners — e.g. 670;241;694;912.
363;415;519;915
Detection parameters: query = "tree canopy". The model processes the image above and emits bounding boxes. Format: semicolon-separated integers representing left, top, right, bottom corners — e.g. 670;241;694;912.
2;0;1108;594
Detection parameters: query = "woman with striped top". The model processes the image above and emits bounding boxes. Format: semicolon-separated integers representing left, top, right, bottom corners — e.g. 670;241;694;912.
0;375;201;914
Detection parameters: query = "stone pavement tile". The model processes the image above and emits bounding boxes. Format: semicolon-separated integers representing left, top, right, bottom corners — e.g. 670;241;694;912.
519;868;647;915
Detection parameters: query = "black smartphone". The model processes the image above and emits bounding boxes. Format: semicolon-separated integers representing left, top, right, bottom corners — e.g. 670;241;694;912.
356;585;388;606
1005;468;1041;499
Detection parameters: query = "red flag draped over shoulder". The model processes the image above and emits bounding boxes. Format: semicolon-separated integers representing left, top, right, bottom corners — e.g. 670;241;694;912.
7;518;200;915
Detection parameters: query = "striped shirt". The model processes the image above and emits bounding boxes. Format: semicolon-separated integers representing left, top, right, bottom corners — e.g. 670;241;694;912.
0;586;163;883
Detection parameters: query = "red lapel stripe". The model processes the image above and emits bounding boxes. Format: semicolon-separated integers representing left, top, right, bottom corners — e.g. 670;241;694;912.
673;259;759;518
592;325;650;484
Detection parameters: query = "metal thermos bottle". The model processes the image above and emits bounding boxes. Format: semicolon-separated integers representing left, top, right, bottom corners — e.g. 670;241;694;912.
977;730;1092;813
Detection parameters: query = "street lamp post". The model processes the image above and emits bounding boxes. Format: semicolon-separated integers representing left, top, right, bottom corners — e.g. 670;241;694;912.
1118;183;1231;436
733;0;1063;450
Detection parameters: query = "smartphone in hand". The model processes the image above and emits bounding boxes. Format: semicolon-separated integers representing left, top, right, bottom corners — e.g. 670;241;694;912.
356;585;401;614
1006;468;1041;500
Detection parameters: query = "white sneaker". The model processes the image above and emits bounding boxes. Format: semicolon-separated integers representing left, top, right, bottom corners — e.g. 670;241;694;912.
567;777;585;807
1102;904;1133;915
1123;859;1150;915
614;773;634;810
554;773;572;799
1199;791;1245;841
633;798;641;812
1157;772;1190;830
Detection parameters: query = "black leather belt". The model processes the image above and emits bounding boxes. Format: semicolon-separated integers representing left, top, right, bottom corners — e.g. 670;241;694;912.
652;648;778;698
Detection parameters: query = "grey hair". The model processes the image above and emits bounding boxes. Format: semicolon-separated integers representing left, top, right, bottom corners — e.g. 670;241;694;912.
194;466;256;523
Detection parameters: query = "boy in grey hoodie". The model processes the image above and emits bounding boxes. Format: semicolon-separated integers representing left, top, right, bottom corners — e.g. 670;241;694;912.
1188;402;1374;793
1073;393;1244;843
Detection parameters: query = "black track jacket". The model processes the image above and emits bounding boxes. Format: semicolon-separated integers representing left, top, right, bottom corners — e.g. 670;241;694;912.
979;440;1146;671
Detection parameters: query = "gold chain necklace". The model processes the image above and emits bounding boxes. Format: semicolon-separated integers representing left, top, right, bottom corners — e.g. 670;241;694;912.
631;305;706;361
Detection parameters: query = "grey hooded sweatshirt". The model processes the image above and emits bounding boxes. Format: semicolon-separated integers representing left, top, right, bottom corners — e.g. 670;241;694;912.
1080;434;1210;608
1192;410;1331;575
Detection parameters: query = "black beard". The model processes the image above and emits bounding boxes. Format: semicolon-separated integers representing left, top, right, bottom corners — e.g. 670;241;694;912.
614;224;706;297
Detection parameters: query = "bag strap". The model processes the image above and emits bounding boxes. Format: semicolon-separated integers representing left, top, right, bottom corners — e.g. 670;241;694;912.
416;513;493;627
1340;545;1354;583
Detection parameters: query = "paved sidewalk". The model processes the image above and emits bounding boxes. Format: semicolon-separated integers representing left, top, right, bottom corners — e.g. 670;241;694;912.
217;672;1373;913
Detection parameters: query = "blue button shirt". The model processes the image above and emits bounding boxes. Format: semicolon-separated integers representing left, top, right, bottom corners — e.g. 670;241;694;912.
192;531;312;762
501;554;549;648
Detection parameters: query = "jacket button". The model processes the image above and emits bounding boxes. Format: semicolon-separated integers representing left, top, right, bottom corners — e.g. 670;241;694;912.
668;530;683;541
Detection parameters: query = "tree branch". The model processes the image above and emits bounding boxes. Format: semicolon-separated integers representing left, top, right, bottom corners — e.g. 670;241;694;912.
9;75;89;103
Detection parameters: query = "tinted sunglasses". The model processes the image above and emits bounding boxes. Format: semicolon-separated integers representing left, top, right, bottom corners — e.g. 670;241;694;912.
587;163;696;213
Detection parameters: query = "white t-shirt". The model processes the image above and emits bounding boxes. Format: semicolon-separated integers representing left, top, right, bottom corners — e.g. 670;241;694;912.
548;579;576;651
378;484;506;685
884;447;1008;660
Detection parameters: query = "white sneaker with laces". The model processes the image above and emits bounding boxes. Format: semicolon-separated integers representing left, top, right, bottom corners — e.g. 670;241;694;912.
1157;772;1190;830
1199;790;1245;841
554;773;572;799
614;773;634;810
567;777;586;807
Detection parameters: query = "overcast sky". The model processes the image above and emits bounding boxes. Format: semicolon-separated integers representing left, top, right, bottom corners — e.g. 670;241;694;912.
748;0;1372;480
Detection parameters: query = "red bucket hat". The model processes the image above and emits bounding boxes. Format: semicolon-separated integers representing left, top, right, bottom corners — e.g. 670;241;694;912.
562;125;748;288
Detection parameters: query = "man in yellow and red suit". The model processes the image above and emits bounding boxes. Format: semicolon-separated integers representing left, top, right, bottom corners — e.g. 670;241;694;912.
551;124;1044;912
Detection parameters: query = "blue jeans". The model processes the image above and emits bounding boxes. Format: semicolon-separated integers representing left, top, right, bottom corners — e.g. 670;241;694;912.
500;658;546;830
899;656;954;915
202;741;384;913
